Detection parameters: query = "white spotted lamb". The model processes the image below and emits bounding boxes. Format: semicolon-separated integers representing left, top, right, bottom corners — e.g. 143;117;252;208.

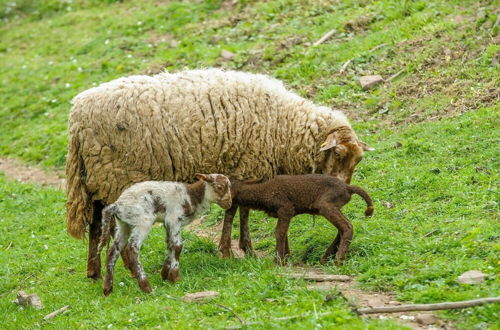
98;174;231;295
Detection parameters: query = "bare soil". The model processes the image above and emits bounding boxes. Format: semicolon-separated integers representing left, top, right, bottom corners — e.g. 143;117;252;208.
0;158;65;190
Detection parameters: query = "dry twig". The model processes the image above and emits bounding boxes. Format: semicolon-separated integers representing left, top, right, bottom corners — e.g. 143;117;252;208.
313;29;336;46
359;297;500;314
43;305;70;321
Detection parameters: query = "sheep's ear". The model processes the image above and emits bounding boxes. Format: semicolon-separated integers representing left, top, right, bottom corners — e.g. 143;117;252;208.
195;173;214;182
320;133;337;151
358;140;375;151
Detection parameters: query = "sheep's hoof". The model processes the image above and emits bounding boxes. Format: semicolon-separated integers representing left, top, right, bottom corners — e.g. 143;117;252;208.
167;268;181;282
138;279;152;293
243;248;256;258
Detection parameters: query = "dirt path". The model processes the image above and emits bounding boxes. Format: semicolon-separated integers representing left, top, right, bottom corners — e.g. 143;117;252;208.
1;157;450;329
0;158;65;190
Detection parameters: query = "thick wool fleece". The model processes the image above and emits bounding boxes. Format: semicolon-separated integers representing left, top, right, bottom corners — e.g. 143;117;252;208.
66;69;358;239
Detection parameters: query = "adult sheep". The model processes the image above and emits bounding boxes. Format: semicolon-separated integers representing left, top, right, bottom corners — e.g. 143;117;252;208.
66;68;373;279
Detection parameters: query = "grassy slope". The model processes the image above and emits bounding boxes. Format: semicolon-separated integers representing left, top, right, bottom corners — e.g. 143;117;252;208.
0;0;499;328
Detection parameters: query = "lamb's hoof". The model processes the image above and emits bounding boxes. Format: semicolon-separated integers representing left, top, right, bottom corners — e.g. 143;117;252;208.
219;248;234;259
167;268;181;282
138;279;152;293
103;285;113;296
87;271;102;280
243;248;256;258
273;256;287;266
160;265;170;281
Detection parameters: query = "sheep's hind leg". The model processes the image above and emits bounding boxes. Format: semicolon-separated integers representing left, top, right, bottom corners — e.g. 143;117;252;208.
239;207;256;257
219;205;237;258
128;222;154;293
318;206;353;265
103;222;130;296
87;201;104;280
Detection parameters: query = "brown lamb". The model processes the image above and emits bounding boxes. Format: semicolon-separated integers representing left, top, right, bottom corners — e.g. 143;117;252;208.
222;174;374;265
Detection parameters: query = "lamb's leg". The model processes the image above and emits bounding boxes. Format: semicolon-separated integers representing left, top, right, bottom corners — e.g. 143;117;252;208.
128;223;154;293
318;205;353;265
103;222;130;296
321;232;341;261
284;235;291;258
239;207;255;257
274;211;292;265
219;205;237;258
87;201;104;280
120;244;135;278
160;223;172;280
164;221;183;283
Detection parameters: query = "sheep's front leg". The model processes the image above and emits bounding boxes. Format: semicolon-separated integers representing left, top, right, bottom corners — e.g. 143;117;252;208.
162;221;183;283
128;223;154;293
219;205;237;258
318;205;353;265
103;222;130;296
239;207;256;257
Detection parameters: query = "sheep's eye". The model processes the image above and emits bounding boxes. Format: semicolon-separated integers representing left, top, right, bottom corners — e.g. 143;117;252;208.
333;150;341;158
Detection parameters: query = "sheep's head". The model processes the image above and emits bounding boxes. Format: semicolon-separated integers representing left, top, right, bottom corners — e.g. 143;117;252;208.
319;127;374;184
196;173;232;209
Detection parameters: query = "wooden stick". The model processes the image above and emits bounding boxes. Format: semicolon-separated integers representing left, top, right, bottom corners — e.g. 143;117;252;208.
313;29;336;46
215;303;245;325
369;43;388;53
339;59;352;73
43;305;70;321
421;229;438;238
285;273;351;282
359;297;500;314
386;69;405;82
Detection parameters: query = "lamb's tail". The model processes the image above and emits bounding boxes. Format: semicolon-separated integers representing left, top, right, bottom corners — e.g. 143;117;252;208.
348;185;374;217
98;204;118;255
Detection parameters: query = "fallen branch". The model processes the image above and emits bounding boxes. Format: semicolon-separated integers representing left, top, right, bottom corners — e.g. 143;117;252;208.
214;303;245;325
421;229;438;238
339;59;352;73
284;273;351;282
386;69;405;82
359;297;500;314
43;305;70;321
313;29;336;46
369;43;388;53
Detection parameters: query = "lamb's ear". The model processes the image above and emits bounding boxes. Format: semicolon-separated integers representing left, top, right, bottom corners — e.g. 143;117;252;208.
195;173;214;182
320;133;337;151
358;140;375;151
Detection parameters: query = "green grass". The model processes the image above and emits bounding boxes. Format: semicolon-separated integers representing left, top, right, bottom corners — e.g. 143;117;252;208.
0;174;401;329
0;0;498;167
0;0;499;328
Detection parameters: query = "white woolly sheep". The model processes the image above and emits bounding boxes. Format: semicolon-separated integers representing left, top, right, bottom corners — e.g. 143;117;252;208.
65;68;373;279
98;173;231;295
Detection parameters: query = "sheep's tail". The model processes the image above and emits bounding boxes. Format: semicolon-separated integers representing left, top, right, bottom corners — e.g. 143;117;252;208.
66;125;93;239
98;204;117;255
348;185;374;217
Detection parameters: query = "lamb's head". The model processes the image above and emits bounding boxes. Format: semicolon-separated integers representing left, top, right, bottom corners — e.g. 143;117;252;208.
319;126;374;184
196;173;232;209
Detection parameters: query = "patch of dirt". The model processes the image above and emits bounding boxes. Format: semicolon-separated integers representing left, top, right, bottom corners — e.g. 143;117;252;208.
0;158;65;190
